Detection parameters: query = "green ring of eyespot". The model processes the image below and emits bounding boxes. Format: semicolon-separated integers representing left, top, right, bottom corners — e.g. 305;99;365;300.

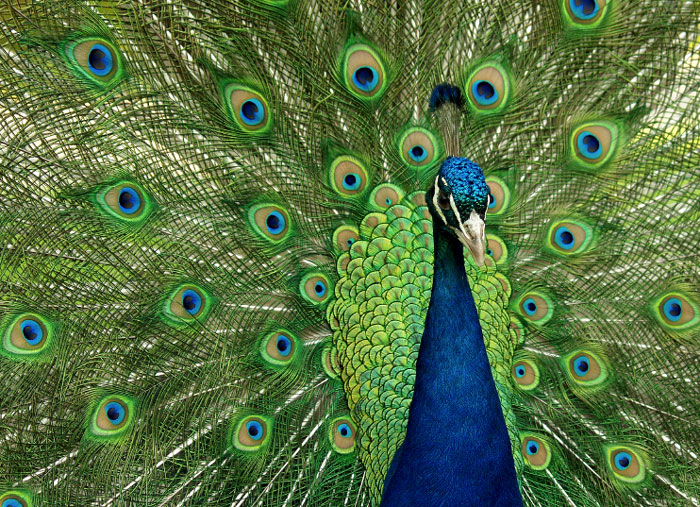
231;414;274;452
328;416;357;454
341;43;388;101
222;82;272;134
604;444;647;484
0;490;32;507
650;291;699;331
570;120;618;170
299;272;333;306
87;394;136;440
465;61;511;114
562;0;609;28
62;37;125;88
545;218;594;256
95;181;153;223
398;127;441;170
2;313;55;359
163;283;213;324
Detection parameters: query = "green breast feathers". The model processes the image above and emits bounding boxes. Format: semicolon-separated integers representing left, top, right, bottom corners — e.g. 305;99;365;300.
326;191;522;499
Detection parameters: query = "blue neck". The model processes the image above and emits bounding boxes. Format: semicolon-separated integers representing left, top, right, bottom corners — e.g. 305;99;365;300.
381;222;522;506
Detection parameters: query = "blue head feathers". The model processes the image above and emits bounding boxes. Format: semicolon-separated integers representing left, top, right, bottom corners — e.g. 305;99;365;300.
427;157;489;265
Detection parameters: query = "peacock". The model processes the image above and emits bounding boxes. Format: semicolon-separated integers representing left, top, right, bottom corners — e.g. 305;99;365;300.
1;0;699;505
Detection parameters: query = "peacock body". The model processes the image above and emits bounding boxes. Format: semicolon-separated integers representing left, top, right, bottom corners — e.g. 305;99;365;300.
1;0;699;505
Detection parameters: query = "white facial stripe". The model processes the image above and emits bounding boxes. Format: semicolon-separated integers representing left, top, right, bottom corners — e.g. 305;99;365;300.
433;175;448;226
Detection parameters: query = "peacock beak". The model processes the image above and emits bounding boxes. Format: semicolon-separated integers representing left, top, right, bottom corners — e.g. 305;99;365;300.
456;210;486;267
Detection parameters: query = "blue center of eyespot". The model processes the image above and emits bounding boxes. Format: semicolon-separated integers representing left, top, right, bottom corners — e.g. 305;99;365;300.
338;423;352;438
3;499;23;507
573;355;590;377
409;145;427;163
577;131;602;159
515;365;526;378
614;452;632;471
352;66;378;92
265;211;285;235
276;335;291;356
554;226;575;250
385;198;392;205
662;297;683;322
182;290;202;315
526;440;540;455
346;238;355;247
246;420;263;441
104;401;125;425
571;0;599;19
118;187;141;214
314;281;326;297
88;43;114;76
240;98;265;126
20;319;43;346
523;298;537;316
342;173;361;191
488;192;496;209
472;80;499;106
487;249;493;256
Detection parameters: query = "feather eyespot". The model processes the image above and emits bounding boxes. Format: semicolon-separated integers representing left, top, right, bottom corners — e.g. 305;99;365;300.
165;284;212;323
224;83;271;133
248;204;291;243
521;434;551;469
604;446;646;484
232;415;273;451
97;181;151;223
0;492;31;507
485;176;510;215
564;0;608;25
329;417;357;453
466;63;510;112
561;349;609;388
486;235;508;265
571;122;617;169
64;38;123;87
342;44;386;100
88;395;134;439
399;128;440;169
261;331;298;365
546;219;593;256
512;358;539;390
332;225;360;253
300;273;333;305
2;313;53;358
516;292;553;325
329;156;369;197
370;184;404;210
652;292;698;331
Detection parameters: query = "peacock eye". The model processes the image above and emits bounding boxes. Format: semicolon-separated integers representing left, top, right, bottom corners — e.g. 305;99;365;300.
0;492;30;507
342;44;387;100
605;445;646;484
97;181;152;223
64;38;124;88
438;192;451;210
224;83;271;133
521;434;551;470
399;127;440;169
329;417;357;454
89;395;134;439
233;415;273;452
3;313;53;357
466;62;510;113
564;0;608;25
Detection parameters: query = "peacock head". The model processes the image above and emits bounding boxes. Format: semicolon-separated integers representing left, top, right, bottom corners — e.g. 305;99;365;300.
426;156;489;266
